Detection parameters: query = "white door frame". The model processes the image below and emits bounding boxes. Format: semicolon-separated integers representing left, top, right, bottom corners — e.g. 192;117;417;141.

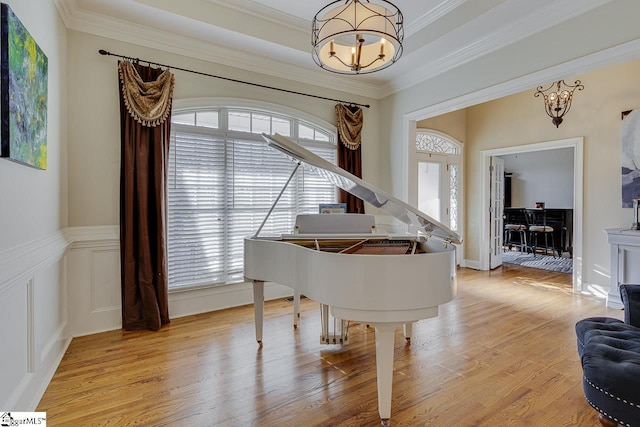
480;137;584;291
405;125;465;263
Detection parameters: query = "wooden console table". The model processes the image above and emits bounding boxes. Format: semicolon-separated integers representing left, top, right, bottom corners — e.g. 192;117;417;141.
604;228;640;308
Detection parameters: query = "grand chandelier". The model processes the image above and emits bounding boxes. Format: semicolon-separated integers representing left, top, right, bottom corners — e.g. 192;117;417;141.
534;80;585;128
312;0;404;75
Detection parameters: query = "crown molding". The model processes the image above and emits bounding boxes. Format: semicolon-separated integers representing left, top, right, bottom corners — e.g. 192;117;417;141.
405;38;640;121
404;0;469;37
204;0;308;33
205;0;471;39
64;7;382;99
55;0;617;101
379;0;613;98
53;0;77;27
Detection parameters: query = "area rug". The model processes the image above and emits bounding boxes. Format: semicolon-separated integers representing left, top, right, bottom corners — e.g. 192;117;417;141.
502;250;573;274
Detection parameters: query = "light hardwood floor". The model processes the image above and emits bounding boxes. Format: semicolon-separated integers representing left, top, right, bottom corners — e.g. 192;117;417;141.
38;265;621;426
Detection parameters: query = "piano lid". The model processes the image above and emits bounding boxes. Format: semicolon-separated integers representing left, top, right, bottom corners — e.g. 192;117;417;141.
262;133;462;244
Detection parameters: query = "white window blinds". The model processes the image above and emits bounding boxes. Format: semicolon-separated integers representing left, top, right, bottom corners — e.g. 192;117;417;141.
168;111;336;291
168;131;227;289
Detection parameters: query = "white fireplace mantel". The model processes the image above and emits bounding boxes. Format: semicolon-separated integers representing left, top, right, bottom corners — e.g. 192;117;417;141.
605;228;640;308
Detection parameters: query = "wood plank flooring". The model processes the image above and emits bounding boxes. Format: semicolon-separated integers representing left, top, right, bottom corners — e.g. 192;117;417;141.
37;265;621;426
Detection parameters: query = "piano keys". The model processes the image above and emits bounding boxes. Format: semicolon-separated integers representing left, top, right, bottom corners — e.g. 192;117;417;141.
244;133;462;425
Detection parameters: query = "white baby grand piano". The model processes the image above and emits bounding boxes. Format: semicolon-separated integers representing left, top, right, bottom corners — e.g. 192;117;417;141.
244;133;462;426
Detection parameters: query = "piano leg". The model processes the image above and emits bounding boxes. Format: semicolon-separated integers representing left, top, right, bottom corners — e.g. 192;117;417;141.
403;323;412;343
293;290;300;329
252;280;264;346
372;322;401;426
320;303;330;344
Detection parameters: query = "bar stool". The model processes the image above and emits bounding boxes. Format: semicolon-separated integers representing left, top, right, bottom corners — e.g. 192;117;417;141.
504;223;528;252
525;209;556;257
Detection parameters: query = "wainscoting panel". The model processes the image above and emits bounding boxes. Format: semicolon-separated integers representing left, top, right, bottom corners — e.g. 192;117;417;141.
0;277;31;408
67;226;293;335
66;227;121;336
168;282;292;319
0;230;71;411
91;248;121;313
605;229;640;308
0;225;298;410
34;261;66;364
622;245;640;285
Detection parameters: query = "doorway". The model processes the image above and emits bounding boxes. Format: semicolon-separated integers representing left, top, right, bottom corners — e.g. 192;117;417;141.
480;137;584;292
412;129;463;263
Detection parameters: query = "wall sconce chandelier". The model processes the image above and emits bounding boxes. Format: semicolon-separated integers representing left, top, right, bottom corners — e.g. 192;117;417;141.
534;80;584;128
312;0;404;75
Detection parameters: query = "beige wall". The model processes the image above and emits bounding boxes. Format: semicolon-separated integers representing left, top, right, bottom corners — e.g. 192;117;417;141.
417;109;467;143
66;31;380;226
381;55;640;292
465;59;640;289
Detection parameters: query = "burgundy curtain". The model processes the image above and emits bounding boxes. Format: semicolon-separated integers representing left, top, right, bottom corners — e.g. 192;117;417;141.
336;104;364;213
118;60;174;331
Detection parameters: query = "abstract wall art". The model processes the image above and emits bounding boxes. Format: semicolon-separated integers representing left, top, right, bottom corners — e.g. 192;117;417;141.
1;3;48;169
622;110;640;207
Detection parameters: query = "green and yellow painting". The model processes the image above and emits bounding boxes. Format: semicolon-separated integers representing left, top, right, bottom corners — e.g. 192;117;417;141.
1;3;48;169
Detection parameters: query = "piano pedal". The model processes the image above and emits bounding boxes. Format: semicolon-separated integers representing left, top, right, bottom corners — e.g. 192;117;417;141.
320;334;349;345
284;294;308;302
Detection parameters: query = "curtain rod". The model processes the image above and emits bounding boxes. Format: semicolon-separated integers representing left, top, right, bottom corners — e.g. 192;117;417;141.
98;49;370;109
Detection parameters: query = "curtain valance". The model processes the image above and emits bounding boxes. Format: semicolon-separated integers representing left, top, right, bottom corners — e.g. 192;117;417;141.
118;60;175;127
336;103;363;150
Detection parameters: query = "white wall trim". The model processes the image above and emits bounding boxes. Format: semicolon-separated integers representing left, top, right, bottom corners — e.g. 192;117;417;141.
405;0;469;36
27;338;72;411
383;0;612;98
60;224;296;337
462;259;481;270
0;229;73;410
0;231;71;289
405;38;640;121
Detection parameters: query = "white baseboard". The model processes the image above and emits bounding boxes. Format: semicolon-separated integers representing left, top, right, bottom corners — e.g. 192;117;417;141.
169;282;292;319
462;259;482;270
23;336;72;410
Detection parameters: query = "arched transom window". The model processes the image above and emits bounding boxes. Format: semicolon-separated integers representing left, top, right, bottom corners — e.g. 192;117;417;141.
416;132;460;155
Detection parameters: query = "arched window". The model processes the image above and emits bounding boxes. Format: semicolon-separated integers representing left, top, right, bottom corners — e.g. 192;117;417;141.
416;132;460;155
168;103;336;291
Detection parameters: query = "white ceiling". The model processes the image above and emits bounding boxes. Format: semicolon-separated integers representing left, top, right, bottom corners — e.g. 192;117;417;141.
54;0;640;100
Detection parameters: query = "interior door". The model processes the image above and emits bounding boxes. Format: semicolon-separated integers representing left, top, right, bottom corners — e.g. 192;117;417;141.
490;156;505;269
